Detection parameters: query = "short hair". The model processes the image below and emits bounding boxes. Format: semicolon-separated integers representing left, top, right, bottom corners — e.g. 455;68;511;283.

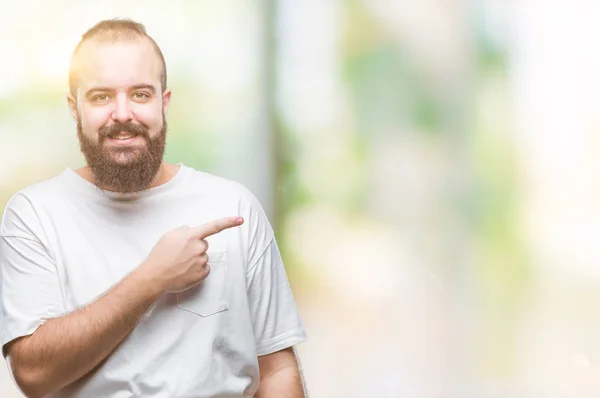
68;18;167;98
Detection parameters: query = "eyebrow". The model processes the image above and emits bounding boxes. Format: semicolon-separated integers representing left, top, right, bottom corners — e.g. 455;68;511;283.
84;84;157;99
131;84;157;93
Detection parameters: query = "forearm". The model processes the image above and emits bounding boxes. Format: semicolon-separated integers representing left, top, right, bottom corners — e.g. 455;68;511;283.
255;366;305;398
8;267;162;397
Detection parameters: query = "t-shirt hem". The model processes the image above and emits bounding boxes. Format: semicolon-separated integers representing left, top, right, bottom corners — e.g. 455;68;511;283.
256;329;308;356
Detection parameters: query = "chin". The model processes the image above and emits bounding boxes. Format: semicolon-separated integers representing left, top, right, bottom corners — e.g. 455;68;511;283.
109;151;144;165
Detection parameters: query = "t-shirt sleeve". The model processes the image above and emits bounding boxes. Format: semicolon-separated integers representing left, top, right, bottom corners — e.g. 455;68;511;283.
241;189;307;356
246;239;307;356
0;193;64;353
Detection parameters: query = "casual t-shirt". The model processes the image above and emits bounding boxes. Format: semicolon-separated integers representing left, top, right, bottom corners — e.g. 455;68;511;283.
0;163;307;397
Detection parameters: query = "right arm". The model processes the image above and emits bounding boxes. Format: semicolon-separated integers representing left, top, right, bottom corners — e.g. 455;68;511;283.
5;268;163;398
2;216;243;398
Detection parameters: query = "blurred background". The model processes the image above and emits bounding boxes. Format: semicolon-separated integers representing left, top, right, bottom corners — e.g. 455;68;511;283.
3;0;600;397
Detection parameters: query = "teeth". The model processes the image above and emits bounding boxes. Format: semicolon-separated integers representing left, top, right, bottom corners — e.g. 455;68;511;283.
113;134;135;140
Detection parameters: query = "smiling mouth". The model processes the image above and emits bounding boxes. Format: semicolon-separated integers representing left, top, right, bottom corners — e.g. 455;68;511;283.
109;132;138;140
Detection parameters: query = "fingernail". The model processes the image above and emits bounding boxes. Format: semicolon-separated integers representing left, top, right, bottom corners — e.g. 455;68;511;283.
236;217;243;224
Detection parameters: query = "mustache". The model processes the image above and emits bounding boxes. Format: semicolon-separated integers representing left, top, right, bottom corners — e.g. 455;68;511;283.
99;122;149;140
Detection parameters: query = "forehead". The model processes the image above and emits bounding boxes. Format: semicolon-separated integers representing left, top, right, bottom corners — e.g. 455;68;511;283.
74;38;162;92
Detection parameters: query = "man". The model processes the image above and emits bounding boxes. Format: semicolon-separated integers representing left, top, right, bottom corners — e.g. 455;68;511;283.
0;18;307;398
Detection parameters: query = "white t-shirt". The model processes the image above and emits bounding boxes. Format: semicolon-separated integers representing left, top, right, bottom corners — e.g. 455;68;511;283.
0;164;307;398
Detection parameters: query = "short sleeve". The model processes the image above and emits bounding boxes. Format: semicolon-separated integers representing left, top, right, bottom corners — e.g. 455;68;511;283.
246;238;307;356
0;193;64;352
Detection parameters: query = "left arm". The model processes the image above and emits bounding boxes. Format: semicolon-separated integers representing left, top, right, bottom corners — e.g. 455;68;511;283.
241;189;308;397
255;347;305;398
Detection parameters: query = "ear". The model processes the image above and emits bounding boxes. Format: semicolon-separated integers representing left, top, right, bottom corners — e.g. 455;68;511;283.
162;88;172;115
66;93;78;121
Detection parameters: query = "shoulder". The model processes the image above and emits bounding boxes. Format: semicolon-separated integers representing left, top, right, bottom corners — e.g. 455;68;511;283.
1;172;69;236
183;167;262;207
4;172;70;208
181;167;273;238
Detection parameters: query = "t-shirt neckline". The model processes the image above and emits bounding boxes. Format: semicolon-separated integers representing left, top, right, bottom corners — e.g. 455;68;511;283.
62;162;190;202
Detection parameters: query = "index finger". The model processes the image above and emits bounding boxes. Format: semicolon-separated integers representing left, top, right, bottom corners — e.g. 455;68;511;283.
191;216;244;239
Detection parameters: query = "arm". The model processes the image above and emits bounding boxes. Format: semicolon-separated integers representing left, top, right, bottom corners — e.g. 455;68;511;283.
3;217;243;398
255;347;305;398
5;267;162;398
240;189;308;397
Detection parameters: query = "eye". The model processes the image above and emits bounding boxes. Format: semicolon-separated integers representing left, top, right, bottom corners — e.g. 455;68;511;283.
133;92;150;100
92;94;109;102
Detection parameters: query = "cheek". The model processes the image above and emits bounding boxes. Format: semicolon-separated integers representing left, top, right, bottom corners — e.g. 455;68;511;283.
132;104;164;130
80;108;111;133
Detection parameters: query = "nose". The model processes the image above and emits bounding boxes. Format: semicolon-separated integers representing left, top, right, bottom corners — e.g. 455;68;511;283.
111;93;133;123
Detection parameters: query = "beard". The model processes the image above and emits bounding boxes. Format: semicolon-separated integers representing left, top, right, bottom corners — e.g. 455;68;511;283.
77;116;167;193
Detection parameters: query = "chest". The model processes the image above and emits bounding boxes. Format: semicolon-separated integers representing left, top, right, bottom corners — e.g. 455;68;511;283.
44;198;235;309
